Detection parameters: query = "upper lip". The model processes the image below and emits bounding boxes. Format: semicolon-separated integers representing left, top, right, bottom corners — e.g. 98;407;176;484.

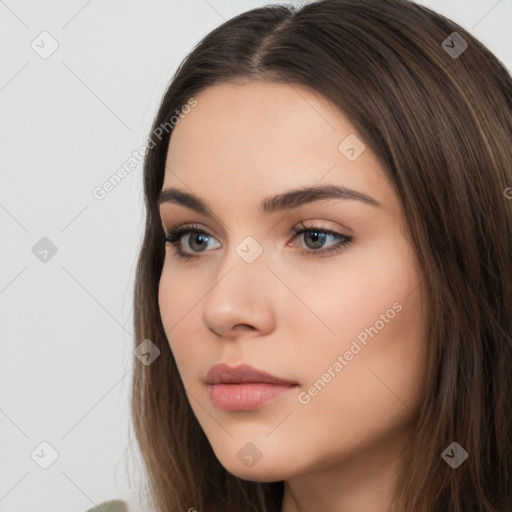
205;363;298;385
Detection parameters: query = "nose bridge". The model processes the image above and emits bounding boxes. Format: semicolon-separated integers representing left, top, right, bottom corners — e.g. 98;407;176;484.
201;231;276;335
211;232;270;298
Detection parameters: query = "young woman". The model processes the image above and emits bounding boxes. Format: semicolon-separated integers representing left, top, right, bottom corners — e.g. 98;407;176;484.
131;0;512;510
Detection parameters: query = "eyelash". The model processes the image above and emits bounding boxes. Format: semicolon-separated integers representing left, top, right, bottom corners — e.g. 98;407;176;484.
163;222;353;261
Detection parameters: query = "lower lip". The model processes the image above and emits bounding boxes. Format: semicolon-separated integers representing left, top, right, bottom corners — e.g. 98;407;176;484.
208;383;297;411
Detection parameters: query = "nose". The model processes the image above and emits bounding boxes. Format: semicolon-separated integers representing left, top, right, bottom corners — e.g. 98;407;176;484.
201;242;276;339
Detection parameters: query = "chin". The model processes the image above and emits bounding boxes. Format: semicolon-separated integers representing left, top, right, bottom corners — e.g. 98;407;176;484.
222;460;290;483
210;443;300;483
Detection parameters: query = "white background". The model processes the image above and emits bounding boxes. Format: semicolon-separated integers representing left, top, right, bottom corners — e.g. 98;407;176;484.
1;1;510;511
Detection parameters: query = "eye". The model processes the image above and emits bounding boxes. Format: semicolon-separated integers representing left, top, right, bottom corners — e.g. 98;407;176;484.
164;223;220;261
163;222;353;261
290;222;353;257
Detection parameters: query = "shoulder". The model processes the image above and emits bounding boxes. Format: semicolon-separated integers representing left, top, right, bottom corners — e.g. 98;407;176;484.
85;500;128;512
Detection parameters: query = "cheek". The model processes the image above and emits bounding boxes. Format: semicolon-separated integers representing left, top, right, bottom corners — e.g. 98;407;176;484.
158;265;176;329
158;263;203;371
158;258;206;331
306;238;423;347
287;282;426;468
302;239;427;403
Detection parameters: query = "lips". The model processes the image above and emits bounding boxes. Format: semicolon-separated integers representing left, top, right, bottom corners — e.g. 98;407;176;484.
204;363;298;386
204;363;299;411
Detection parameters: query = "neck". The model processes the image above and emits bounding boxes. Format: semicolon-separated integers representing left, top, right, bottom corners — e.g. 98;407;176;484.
280;424;412;512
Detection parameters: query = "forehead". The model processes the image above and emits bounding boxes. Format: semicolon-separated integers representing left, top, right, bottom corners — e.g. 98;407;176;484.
166;80;351;169
162;80;395;216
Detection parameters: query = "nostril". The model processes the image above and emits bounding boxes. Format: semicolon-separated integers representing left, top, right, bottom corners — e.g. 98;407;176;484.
234;323;254;331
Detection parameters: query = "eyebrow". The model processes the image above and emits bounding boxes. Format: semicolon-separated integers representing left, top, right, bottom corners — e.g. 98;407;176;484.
157;184;382;216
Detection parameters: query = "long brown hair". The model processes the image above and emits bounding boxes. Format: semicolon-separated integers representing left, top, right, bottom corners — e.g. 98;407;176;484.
131;1;512;510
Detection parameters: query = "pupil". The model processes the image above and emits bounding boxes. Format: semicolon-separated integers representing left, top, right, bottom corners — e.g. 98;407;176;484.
191;233;208;251
307;231;325;249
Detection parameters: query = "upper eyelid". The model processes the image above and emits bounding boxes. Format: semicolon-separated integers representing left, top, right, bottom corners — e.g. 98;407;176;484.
160;215;352;234
162;222;345;235
159;201;357;237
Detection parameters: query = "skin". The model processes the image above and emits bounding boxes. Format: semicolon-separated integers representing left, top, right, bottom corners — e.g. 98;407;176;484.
158;80;428;512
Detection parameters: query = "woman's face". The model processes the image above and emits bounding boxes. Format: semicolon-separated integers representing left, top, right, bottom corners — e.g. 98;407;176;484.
158;80;428;483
